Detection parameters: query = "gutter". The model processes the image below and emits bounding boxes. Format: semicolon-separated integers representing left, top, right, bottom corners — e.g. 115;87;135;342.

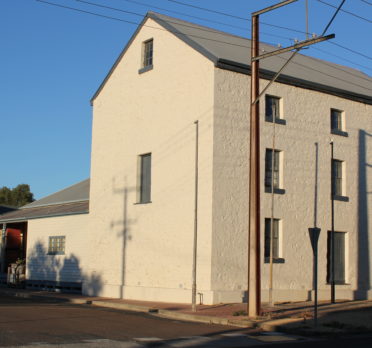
0;210;89;224
216;58;372;105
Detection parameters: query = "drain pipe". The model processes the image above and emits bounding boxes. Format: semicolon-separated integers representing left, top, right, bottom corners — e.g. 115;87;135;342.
192;120;199;312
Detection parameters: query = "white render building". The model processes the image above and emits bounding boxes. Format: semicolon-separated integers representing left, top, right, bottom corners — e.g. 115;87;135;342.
1;12;371;304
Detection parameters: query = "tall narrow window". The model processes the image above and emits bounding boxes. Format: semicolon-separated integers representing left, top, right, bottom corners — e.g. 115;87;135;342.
330;109;348;137
264;218;280;260
139;153;151;203
332;159;343;197
143;39;153;68
265;95;282;123
327;231;346;284
265;149;280;191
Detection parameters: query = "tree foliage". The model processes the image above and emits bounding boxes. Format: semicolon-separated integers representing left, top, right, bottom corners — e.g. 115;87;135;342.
0;184;35;207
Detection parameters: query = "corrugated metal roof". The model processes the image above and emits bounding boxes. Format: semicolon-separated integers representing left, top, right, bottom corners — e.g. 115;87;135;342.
92;12;372;104
0;201;89;223
23;179;90;209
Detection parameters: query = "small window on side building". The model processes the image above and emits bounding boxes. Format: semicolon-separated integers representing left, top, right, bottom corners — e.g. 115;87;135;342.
48;236;65;255
138;153;152;204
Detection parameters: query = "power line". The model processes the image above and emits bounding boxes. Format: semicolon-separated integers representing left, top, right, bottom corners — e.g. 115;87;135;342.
317;0;372;24
275;53;372;92
108;0;293;40
327;41;372;60
360;0;372;5
312;46;372;72
164;0;308;35
36;0;251;48
162;0;372;64
36;0;372;87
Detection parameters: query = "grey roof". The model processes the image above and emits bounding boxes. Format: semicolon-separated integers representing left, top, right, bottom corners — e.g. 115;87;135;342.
23;179;90;209
92;11;372;105
0;179;90;223
0;206;17;215
0;201;89;223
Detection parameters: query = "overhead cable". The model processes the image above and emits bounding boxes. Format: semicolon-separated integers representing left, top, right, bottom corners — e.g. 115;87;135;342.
317;0;372;24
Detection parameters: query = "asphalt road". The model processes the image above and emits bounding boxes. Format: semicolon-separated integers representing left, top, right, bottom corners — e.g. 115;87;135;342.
0;295;371;347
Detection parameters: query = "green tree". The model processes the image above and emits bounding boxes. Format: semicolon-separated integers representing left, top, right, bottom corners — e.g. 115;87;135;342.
0;184;34;207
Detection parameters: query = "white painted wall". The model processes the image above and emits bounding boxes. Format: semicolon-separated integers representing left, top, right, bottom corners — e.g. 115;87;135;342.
26;213;90;285
87;17;215;302
212;67;372;302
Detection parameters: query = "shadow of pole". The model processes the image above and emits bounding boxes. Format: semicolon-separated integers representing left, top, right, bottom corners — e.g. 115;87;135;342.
112;178;136;299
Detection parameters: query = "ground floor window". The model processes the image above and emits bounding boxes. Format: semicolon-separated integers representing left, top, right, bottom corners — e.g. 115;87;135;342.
327;231;346;284
48;236;65;255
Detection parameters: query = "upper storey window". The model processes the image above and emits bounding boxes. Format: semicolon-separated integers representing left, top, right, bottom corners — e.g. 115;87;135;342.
330;108;348;137
139;39;153;74
265;95;285;125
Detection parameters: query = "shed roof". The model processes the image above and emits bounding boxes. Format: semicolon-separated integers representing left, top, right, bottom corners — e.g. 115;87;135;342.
0;179;90;223
23;179;90;209
92;12;372;105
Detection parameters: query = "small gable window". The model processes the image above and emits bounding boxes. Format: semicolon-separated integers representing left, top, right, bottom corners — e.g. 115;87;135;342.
139;39;153;74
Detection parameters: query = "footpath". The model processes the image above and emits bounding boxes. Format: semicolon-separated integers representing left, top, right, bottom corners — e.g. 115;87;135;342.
1;287;372;336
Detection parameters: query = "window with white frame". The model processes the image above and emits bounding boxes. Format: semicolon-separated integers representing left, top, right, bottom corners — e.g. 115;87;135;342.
332;159;344;197
48;236;65;255
265;149;283;193
142;39;153;69
265;95;283;123
330;108;348;137
264;218;284;263
138;153;152;203
327;231;346;284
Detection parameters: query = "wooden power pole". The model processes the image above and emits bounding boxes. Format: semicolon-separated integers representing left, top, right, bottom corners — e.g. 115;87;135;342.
248;0;334;317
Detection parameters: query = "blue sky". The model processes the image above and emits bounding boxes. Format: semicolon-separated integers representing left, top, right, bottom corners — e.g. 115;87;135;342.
1;0;371;200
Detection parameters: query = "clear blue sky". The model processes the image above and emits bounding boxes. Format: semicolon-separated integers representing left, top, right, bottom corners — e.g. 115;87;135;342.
1;0;371;200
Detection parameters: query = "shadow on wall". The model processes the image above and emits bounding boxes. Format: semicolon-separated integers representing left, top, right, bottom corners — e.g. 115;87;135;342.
355;130;371;299
112;178;137;299
26;241;103;295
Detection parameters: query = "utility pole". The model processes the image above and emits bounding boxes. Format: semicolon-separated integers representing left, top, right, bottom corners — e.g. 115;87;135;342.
248;0;335;318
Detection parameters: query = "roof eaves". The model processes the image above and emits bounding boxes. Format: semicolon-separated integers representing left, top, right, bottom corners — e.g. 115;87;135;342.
216;58;372;105
0;210;89;224
22;199;89;210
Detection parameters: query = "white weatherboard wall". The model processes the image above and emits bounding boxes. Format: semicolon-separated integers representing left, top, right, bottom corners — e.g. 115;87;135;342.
26;214;90;284
87;17;215;303
212;66;372;302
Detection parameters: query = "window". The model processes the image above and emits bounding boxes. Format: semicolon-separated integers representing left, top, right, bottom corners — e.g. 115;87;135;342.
139;39;153;73
327;231;346;284
48;236;65;255
138;153;151;203
330;109;347;136
264;218;284;263
265;149;284;193
265;95;285;124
